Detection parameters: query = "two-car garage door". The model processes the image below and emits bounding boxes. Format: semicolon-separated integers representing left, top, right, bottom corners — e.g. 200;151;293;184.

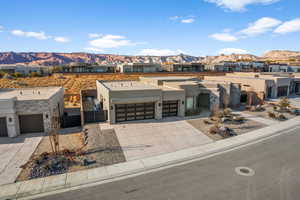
19;114;44;134
115;103;155;123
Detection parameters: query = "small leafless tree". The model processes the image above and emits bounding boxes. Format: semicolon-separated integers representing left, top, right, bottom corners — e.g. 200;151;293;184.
49;112;60;154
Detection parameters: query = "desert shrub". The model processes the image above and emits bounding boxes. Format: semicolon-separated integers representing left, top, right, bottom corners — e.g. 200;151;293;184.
29;72;40;77
209;124;220;135
223;108;232;116
233;116;245;123
278;98;290;111
0;71;5;78
204;119;212;125
268;112;276;118
12;72;23;78
278;114;287;121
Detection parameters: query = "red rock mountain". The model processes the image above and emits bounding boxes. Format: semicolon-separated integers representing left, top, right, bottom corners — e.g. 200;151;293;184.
0;50;299;66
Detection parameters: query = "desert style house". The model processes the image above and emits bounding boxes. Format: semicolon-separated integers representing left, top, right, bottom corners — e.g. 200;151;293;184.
0;87;64;137
96;76;241;124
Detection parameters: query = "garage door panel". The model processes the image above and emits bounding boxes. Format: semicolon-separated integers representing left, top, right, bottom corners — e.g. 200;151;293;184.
163;101;178;118
19;114;44;134
0;117;8;137
115;103;155;122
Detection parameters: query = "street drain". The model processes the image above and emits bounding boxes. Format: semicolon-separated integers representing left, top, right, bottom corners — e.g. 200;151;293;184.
235;167;255;177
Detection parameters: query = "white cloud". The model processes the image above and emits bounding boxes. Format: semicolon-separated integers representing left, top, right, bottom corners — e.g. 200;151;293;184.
54;37;70;43
11;30;50;40
181;18;195;24
170;16;180;20
88;33;102;38
205;0;280;12
84;47;104;53
274;18;300;34
137;49;184;56
170;16;195;23
210;33;238;42
0;26;3;32
218;48;249;55
89;34;136;49
16;30;47;40
240;17;282;36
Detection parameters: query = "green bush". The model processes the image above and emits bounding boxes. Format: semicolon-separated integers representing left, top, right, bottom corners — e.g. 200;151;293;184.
29;72;40;77
0;71;5;78
12;72;23;78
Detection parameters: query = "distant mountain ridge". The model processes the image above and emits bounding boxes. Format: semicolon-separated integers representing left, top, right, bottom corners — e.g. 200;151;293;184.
0;52;202;66
0;50;299;66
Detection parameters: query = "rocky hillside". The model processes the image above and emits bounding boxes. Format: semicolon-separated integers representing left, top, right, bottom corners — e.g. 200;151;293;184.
202;54;259;64
263;50;300;60
1;50;299;66
0;52;202;66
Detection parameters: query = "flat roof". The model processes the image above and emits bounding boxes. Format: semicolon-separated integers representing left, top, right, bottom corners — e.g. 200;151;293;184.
140;76;197;81
0;87;62;100
100;81;160;91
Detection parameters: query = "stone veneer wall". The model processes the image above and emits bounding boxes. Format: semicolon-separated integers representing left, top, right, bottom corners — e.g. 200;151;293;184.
15;88;64;135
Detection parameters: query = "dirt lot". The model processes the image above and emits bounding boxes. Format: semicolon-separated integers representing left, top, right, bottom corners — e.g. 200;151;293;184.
187;117;266;141
17;125;125;181
0;72;225;95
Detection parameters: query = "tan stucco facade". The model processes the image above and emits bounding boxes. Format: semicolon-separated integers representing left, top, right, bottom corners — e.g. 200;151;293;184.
204;72;298;99
97;76;240;124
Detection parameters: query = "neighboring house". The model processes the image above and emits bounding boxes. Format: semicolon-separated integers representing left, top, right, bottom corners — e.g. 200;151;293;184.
267;64;300;73
238;61;265;71
162;63;204;72
62;64;116;73
268;64;289;72
96;76;240;124
0;64;45;75
205;62;241;72
118;63;161;73
0;87;64;137
288;66;300;73
205;72;300;103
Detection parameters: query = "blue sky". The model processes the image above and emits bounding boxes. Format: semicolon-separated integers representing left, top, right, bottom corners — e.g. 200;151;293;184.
0;0;299;56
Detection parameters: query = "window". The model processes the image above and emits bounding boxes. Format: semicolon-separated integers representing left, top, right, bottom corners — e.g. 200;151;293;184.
186;97;194;111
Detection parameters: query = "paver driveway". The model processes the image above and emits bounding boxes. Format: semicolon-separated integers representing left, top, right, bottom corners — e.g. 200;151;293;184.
0;133;42;185
101;118;213;161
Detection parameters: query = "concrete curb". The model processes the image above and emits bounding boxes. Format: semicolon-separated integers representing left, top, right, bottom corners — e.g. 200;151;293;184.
1;116;300;200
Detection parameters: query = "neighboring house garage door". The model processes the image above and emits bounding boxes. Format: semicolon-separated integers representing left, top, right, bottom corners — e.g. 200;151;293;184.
19;114;44;134
277;86;288;97
162;100;178;117
0;117;8;137
115;103;155;123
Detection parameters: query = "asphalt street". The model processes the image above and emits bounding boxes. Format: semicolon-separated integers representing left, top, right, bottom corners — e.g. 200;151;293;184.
35;126;300;200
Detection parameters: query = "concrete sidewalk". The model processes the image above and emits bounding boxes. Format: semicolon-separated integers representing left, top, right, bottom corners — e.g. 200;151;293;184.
1;117;299;200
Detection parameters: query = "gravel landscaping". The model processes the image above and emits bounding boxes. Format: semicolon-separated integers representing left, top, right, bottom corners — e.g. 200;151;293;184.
17;125;125;181
241;104;298;121
187;117;266;141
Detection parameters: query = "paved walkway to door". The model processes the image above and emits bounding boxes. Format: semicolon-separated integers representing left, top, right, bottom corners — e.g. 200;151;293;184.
100;117;213;161
0;133;43;186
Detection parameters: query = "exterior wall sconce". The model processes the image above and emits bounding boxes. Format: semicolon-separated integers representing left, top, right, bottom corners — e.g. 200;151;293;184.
8;117;12;123
158;103;161;107
110;106;114;110
182;101;185;105
45;114;49;119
